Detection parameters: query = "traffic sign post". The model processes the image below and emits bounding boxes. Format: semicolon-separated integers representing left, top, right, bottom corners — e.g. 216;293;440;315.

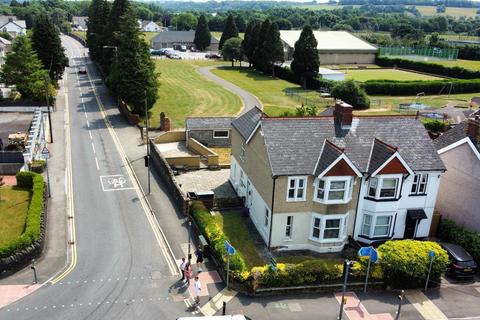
358;246;378;293
224;241;235;288
425;250;436;291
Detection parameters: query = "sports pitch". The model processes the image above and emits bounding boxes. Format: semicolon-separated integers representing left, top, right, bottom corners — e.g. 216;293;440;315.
345;68;443;82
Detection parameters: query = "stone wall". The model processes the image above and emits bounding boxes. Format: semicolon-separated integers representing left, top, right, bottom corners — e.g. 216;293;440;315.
188;129;231;147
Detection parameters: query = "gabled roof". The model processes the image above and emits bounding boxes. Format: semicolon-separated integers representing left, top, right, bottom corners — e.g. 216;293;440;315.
0;20;25;29
233;113;445;176
434;121;478;151
367;138;397;174
152;31;219;44
186;117;234;130
314;140;343;176
231;106;263;140
0;36;11;45
0;16;16;26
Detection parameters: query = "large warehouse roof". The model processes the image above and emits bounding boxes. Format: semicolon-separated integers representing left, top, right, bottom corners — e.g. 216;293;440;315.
280;30;377;53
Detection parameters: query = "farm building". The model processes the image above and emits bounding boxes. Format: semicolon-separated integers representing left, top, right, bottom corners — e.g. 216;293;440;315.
280;30;378;65
151;31;219;51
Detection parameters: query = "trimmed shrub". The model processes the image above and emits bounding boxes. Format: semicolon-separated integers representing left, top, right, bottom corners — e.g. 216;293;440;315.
438;219;480;264
422;119;448;132
191;201;247;272
378;240;448;289
331;79;370;109
0;171;45;258
376;56;480;79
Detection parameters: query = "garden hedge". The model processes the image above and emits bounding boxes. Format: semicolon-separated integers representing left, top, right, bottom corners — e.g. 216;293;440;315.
438;219;480;264
377;240;448;289
376;56;480;79
0;171;45;258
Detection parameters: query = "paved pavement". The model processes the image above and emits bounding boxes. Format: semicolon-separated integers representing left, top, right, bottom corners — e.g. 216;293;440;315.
198;66;263;114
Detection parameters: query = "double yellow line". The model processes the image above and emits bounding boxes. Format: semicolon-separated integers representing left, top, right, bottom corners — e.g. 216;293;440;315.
51;72;78;284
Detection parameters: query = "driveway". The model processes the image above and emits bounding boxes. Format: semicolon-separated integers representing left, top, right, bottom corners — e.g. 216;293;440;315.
198;66;263;114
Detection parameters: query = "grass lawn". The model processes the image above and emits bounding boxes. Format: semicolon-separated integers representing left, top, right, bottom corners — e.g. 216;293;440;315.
416;5;478;17
345;69;443;82
0;186;31;247
209;147;231;165
73;30;86;40
211;66;330;116
212;211;264;269
211;32;244;41
427;59;480;72
151;60;242;128
277;255;343;266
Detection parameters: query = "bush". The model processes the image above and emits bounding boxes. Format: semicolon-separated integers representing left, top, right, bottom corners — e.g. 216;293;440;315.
0;172;44;258
378;240;448;289
422;119;448;132
331;79;370;109
191;201;247;272
438;219;480;264
376;56;480;79
272;65;335;90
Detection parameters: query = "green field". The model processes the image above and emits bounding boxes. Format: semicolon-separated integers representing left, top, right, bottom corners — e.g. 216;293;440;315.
345;69;443;82
73;30;86;40
211;32;244;41
151;60;241;128
427;59;480;71
0;186;31;247
211;66;330;115
416;5;478;17
367;92;478;111
294;3;344;10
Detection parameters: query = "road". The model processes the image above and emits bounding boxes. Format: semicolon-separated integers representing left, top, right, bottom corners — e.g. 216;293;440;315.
0;36;188;320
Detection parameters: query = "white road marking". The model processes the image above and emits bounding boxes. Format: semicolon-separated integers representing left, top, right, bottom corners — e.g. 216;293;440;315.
95;158;99;171
84;112;88;119
89;131;93;139
86;120;90;127
91;142;96;154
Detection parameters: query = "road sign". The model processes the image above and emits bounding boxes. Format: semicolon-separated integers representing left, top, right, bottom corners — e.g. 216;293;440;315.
428;250;436;258
358;246;378;263
270;256;277;272
224;240;235;255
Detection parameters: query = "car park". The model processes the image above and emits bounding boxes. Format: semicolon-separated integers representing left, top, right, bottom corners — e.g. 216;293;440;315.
441;242;478;278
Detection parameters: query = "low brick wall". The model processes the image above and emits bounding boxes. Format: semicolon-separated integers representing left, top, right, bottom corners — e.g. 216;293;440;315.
165;156;200;169
188;138;219;167
118;100;140;126
0;185;48;276
154;130;186;143
149;140;189;215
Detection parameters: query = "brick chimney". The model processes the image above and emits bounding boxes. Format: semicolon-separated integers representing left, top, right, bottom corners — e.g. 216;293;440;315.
467;117;480;144
334;100;353;130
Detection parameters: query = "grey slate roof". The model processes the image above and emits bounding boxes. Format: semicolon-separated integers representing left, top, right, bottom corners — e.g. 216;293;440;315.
433;121;471;151
152;31;219;44
249;116;445;176
314;140;343;176
186;117;234;130
231;107;263;140
367;139;397;174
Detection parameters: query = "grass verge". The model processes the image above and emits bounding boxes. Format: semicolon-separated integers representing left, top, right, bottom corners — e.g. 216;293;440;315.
0;186;30;247
345;69;443;82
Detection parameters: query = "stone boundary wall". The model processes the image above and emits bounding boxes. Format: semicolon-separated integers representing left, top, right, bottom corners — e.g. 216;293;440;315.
188;138;219;167
154;131;186;143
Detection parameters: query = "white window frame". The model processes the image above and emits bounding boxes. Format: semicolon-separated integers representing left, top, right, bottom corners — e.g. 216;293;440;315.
286;176;307;202
213;130;229;139
313;177;353;204
410;173;428;195
309;213;349;243
285;215;293;239
264;207;270;228
361;213;394;238
367;175;402;200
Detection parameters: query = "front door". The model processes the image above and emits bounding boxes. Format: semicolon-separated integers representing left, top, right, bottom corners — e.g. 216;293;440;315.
404;217;417;239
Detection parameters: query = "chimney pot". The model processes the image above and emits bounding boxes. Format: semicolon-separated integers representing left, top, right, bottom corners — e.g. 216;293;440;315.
334;100;353;129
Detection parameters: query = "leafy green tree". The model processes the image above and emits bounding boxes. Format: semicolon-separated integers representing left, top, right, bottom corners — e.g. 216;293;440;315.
194;14;211;51
31;14;68;81
104;0;130;72
252;18;271;71
262;22;284;76
109;8;159;114
291;25;319;88
219;14;238;50
136;6;153;20
1;36;55;101
171;12;197;31
242;19;261;68
222;37;242;67
87;0;109;63
331;79;370;109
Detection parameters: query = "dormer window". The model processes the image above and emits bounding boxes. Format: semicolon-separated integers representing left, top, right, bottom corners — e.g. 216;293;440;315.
314;176;353;204
367;175;401;200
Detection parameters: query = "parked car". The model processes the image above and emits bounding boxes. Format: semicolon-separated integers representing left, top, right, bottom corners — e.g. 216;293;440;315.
169;54;181;60
179;45;187;52
150;49;164;56
440;242;478;278
205;53;221;59
78;65;87;74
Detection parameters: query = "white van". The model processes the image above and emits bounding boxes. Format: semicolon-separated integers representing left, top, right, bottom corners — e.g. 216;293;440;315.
177;315;249;320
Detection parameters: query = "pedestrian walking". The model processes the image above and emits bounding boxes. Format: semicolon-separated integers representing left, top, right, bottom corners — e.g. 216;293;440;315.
194;276;201;305
195;246;204;270
180;257;187;281
184;261;192;284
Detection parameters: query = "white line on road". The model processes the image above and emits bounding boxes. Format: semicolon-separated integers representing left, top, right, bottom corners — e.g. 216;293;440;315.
84;112;87;119
95;157;100;171
91;142;96;154
86;120;90;127
89;131;93;140
82;103;86;111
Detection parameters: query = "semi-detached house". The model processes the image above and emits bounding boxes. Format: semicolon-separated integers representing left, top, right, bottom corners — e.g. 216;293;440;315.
229;102;446;253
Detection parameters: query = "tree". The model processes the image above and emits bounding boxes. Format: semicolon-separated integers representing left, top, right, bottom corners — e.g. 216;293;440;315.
222;37;243;67
194;14;211;51
1;36;55;101
261;22;284;76
219;14;238;50
31;14;68;81
331;79;370;109
171;12;197;31
87;0;109;63
109;7;159;114
104;0;130;72
242;19;261;68
291;25;319;88
252;19;271;71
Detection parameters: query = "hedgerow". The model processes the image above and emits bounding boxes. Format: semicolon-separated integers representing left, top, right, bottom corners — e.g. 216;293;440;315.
438;219;480;264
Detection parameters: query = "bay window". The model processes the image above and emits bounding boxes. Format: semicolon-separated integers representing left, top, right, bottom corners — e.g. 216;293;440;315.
411;174;428;195
310;213;348;242
287;176;307;201
314;177;354;204
361;213;393;238
367;176;401;200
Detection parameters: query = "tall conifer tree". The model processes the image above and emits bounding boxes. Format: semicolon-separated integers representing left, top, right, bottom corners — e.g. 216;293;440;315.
291;25;319;88
219;14;238;50
242;19;261;68
87;0;109;63
194;15;211;51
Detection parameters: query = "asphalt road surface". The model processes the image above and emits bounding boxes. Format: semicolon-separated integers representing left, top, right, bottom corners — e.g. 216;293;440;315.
0;36;188;320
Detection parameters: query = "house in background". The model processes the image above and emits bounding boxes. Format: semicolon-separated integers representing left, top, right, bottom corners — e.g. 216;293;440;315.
229;102;445;253
138;20;163;32
186;117;234;147
72;16;88;31
434;116;480;232
0;36;11;64
151;31;219;51
0;16;26;37
279;30;378;65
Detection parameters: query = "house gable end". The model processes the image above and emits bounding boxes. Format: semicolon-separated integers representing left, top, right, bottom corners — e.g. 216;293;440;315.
377;156;410;175
323;158;357;176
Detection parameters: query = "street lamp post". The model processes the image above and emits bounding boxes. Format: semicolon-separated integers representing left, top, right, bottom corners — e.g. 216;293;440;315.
338;260;353;320
103;45;119;106
145;89;151;195
395;290;405;320
44;76;53;143
188;220;192;263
